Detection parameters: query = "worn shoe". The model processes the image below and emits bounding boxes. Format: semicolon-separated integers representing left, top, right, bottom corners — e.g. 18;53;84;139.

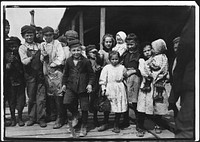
39;121;47;128
53;122;62;129
18;119;25;127
10;119;16;127
26;120;35;126
97;124;109;132
79;126;87;137
136;128;145;137
112;127;120;133
155;125;162;134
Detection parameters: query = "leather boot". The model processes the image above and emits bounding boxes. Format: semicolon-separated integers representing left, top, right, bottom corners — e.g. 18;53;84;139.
53;96;64;129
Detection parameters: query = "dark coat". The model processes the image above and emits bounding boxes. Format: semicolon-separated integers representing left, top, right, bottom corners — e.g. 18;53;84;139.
62;55;95;94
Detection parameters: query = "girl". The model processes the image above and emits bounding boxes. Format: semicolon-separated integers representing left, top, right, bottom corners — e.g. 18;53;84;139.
99;51;128;133
40;26;65;129
86;45;103;127
99;34;116;66
137;39;169;137
112;31;127;56
97;34;115;131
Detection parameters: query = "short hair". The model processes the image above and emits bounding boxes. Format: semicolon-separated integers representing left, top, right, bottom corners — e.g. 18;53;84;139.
102;34;116;48
5;19;10;26
42;26;54;34
125;33;139;44
36;26;42;31
108;50;120;61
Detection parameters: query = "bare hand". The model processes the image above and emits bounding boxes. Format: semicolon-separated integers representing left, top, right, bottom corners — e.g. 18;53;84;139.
86;85;92;93
61;85;67;92
50;62;56;67
30;10;35;15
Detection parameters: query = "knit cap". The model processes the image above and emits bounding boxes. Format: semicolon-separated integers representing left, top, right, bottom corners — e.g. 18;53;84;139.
21;25;35;35
151;39;167;54
65;30;78;39
42;26;54;34
68;39;82;49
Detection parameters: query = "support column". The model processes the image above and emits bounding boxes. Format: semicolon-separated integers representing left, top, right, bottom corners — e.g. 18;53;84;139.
71;19;75;30
79;11;84;45
100;8;106;50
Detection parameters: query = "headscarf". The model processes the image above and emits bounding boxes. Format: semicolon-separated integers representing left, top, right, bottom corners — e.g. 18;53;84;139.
151;39;167;54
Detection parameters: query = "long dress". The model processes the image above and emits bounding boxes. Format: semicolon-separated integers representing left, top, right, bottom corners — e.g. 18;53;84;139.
41;40;65;96
99;64;128;113
137;56;169;115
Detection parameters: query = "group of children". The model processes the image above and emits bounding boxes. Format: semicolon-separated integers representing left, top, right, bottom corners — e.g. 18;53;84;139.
4;18;170;137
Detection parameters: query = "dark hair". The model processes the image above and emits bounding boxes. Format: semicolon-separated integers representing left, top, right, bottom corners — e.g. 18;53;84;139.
5;19;10;26
108;50;120;61
140;41;152;59
36;26;42;31
102;34;116;51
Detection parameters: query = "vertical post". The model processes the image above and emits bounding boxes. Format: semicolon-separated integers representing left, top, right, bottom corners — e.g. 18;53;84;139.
100;8;106;50
71;19;75;30
79;11;84;45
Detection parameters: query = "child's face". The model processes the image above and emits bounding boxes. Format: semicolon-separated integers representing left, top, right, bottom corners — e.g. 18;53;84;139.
9;43;19;52
110;54;119;66
43;32;54;43
70;46;82;59
88;50;97;59
23;32;34;44
127;40;137;51
116;35;123;44
36;30;43;40
104;37;113;49
143;45;152;59
5;25;10;36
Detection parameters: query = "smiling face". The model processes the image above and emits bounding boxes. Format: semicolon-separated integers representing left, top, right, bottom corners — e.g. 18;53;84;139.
23;32;35;44
43;32;54;43
70;46;82;59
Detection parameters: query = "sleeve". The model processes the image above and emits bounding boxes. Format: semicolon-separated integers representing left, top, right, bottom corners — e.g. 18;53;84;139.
99;65;108;91
62;60;69;86
139;58;150;77
18;45;32;65
53;41;65;65
87;59;95;86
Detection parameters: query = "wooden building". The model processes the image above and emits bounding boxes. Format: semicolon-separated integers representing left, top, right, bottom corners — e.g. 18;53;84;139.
57;6;192;57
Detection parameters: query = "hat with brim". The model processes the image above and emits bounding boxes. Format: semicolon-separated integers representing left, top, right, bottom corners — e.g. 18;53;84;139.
65;30;78;39
68;39;82;49
86;45;97;54
21;25;35;35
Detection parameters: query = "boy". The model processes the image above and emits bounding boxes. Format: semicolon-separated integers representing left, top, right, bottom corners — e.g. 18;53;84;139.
61;39;95;137
18;25;46;127
121;33;141;129
5;36;26;126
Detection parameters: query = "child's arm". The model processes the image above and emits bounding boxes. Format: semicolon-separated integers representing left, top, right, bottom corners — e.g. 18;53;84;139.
61;60;69;91
18;45;33;65
149;59;161;71
99;65;108;94
87;59;95;93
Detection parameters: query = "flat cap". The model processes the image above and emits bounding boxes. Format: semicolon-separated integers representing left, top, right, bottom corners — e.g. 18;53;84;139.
65;30;78;39
21;25;35;35
68;39;82;49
